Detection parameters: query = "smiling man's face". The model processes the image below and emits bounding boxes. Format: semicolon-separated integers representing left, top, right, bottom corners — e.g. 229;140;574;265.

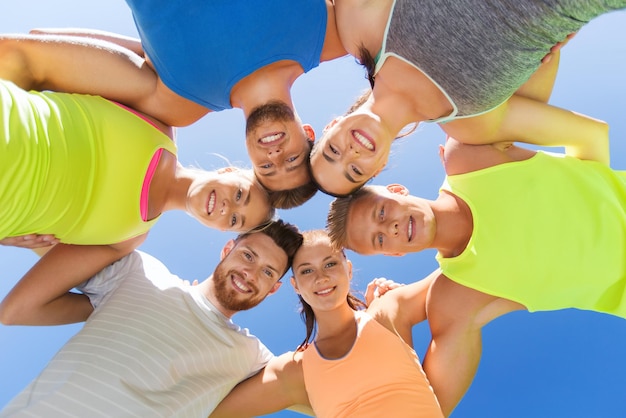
212;233;287;312
245;101;313;192
345;187;436;256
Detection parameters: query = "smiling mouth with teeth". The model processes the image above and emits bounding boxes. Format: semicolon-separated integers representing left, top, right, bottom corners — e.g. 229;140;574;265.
207;191;216;215
258;132;285;145
232;274;252;293
408;216;414;242
352;130;375;151
315;287;336;296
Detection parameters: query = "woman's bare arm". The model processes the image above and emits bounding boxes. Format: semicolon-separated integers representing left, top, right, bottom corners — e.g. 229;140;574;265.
209;352;310;418
29;27;144;57
0;234;145;325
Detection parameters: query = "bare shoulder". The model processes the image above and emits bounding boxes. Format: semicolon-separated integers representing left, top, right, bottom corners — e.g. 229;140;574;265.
441;137;535;176
270;351;304;380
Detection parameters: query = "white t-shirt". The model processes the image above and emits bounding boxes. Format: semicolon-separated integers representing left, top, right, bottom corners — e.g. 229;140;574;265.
1;251;273;417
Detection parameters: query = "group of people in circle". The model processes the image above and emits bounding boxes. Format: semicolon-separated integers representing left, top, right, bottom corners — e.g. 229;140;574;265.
2;1;626;417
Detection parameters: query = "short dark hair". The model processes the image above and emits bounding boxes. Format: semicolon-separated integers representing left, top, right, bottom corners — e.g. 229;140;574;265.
236;219;303;276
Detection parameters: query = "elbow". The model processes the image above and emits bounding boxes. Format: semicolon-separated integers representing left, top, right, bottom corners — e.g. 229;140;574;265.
0;298;24;326
0;39;33;90
0;291;36;326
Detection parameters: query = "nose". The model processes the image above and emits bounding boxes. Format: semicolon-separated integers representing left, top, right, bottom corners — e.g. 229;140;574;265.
267;147;282;161
348;142;360;157
220;199;232;215
314;272;330;284
387;221;399;236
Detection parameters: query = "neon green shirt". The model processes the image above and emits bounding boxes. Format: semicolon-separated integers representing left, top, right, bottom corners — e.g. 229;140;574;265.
437;151;626;318
0;80;177;245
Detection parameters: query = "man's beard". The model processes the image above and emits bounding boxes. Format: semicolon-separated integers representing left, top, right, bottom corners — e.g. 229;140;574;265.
245;100;295;134
212;261;264;312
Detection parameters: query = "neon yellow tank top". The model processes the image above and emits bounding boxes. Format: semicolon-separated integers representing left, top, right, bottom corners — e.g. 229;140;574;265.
438;151;626;318
0;80;177;244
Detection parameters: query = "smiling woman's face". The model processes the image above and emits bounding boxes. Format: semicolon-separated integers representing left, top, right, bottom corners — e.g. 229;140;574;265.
291;235;352;312
186;170;272;232
310;111;392;196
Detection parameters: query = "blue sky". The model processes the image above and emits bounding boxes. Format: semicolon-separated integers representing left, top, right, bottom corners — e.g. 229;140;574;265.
1;2;625;417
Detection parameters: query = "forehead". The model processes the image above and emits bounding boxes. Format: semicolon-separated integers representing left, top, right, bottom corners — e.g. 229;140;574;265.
294;238;335;263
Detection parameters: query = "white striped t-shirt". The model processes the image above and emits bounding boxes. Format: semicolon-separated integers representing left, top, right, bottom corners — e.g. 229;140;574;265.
1;251;273;417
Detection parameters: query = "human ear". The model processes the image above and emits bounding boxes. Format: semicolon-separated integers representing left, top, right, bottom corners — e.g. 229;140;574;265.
220;239;236;260
346;260;353;280
290;276;300;294
217;166;238;174
438;144;446;166
323;117;342;133
268;281;282;295
302;124;316;141
386;183;409;196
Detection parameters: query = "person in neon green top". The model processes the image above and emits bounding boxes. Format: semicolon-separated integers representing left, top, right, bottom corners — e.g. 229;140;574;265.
326;100;624;415
0;49;274;326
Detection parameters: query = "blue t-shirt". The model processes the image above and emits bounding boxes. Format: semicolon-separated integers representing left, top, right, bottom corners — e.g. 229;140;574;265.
126;0;327;111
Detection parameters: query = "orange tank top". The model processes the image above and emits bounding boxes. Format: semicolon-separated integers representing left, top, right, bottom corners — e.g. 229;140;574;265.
302;311;443;418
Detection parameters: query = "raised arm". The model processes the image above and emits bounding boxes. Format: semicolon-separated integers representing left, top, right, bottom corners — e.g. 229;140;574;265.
29;27;145;57
209;352;310;418
443;94;609;165
0;34;207;125
441;44;611;166
0;234;145;325
500;96;609;164
423;272;524;417
367;271;436;346
0;34;150;100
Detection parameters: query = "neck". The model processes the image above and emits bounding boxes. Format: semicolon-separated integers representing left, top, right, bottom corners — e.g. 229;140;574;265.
372;57;453;124
366;85;417;141
333;0;393;58
430;192;473;258
162;164;196;212
198;278;236;318
313;304;358;359
230;61;301;115
315;303;356;341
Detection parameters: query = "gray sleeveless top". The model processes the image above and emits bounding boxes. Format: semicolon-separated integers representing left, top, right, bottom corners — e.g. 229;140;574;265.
376;0;626;122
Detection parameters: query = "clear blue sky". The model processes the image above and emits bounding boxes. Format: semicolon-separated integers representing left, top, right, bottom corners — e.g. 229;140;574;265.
1;2;625;417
